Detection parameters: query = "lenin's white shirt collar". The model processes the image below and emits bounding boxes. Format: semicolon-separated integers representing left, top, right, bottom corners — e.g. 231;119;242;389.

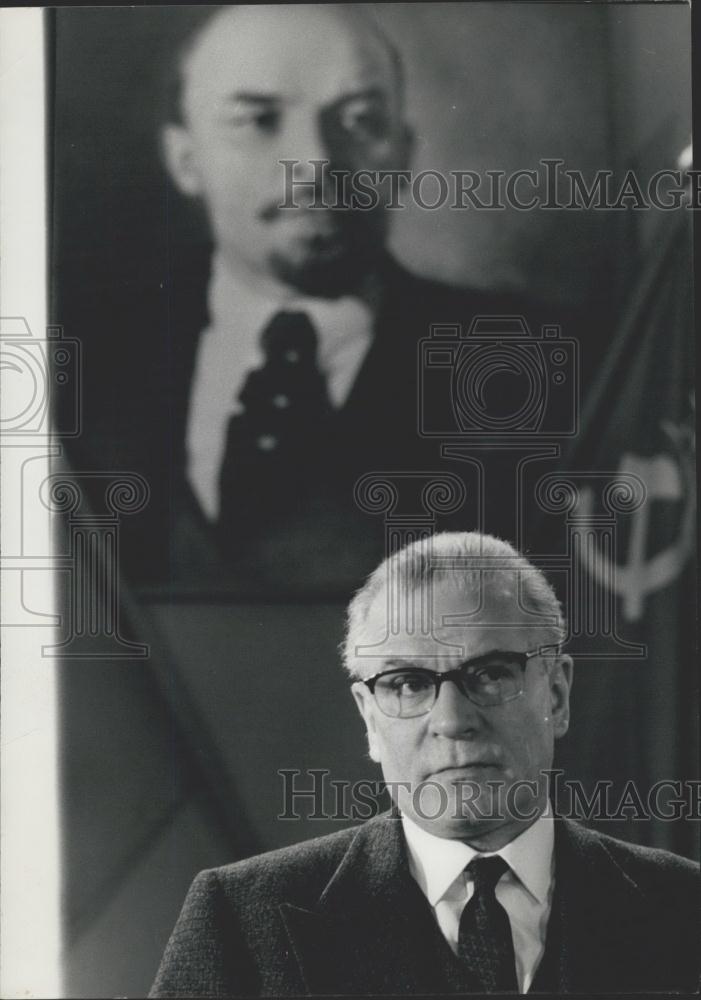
186;254;374;520
204;252;374;409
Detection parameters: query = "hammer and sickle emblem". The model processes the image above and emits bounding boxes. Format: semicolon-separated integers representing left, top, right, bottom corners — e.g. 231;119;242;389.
579;424;696;622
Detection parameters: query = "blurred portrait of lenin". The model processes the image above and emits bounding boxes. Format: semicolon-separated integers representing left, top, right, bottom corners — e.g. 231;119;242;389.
67;4;548;594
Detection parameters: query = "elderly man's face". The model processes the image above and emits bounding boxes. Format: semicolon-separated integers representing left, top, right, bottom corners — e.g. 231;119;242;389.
352;577;573;847
163;5;410;296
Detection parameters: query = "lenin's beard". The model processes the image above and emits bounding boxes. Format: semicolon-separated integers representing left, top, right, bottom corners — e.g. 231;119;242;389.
266;207;388;298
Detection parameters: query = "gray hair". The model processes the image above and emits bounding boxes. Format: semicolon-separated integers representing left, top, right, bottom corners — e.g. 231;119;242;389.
342;531;566;677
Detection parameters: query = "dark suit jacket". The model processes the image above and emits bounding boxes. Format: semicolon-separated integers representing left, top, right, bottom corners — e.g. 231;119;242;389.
150;812;698;996
62;253;566;594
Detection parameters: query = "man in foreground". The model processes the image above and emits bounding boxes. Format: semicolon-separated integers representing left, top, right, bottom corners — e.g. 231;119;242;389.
151;532;698;995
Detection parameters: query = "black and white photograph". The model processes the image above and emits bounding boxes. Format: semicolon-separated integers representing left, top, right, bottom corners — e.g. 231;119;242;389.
0;2;697;997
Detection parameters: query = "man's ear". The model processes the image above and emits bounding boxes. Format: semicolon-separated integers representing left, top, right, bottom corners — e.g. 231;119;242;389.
351;682;382;763
549;654;573;739
160;124;203;197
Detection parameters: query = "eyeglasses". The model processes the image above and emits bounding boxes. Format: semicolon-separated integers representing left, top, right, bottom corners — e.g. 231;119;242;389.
359;650;541;718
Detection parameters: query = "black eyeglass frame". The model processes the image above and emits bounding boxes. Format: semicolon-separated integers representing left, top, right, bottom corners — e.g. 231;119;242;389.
358;649;543;716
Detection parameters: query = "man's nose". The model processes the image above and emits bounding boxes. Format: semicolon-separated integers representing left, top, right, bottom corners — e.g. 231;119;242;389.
283;115;331;182
428;676;486;738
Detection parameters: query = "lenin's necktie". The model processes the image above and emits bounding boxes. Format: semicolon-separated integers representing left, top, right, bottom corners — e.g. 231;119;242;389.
458;855;519;993
218;310;332;534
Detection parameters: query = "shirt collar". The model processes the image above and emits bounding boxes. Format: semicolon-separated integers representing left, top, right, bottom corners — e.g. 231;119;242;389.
401;810;554;908
498;809;553;905
206;252;374;371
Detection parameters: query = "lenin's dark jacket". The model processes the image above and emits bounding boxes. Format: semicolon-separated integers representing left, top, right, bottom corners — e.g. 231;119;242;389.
150;812;699;996
60;254;570;593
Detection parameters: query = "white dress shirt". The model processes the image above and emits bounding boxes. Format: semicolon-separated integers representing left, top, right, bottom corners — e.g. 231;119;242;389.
401;812;555;993
186;254;375;521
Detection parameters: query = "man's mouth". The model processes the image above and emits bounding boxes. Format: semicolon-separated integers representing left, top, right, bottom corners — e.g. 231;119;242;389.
261;201;343;226
273;212;349;248
429;762;503;778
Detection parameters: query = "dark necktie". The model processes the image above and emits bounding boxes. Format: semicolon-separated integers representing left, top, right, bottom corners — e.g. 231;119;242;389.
458;855;519;993
218;310;332;533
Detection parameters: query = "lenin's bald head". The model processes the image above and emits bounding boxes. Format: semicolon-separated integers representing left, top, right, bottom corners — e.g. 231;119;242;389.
161;4;412;296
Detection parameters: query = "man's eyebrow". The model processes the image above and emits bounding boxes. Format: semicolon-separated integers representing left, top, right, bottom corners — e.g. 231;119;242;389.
221;92;281;106
383;658;429;670
216;88;389;112
384;649;505;670
332;87;389;107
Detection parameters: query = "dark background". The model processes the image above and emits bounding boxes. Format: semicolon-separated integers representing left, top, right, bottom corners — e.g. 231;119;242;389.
50;4;695;997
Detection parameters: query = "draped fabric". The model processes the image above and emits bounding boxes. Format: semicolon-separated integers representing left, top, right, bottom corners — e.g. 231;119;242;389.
544;207;696;855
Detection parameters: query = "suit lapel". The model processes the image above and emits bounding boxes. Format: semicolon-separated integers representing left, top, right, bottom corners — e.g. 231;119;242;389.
280;816;666;996
339;257;423;425
279;814;440;995
168;261;210;464
553;819;656;992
